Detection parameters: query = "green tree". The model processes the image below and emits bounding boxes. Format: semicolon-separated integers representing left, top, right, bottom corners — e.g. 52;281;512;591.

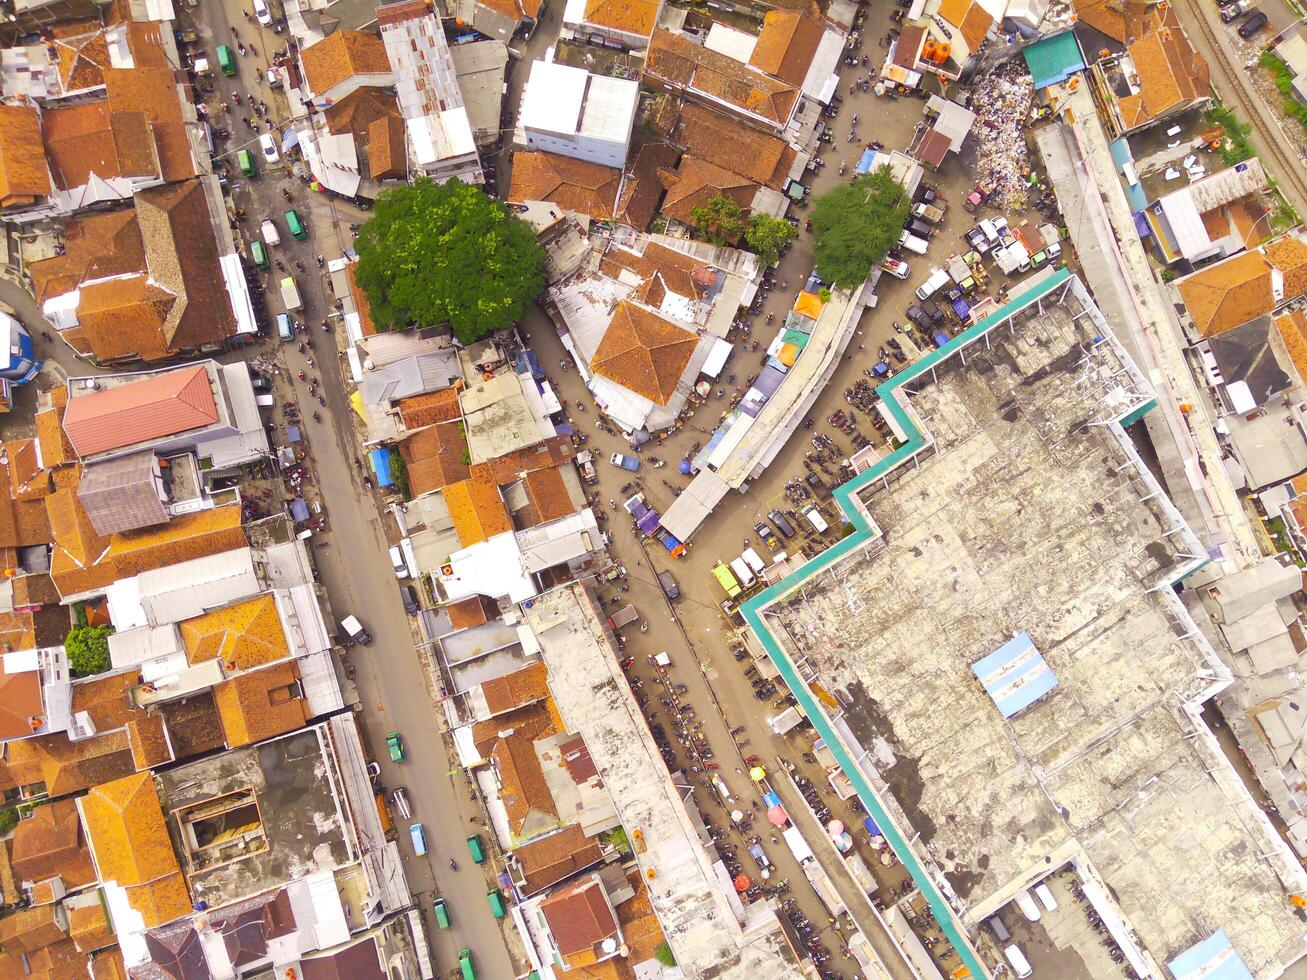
655;943;676;967
810;167;911;287
355;179;547;345
745;214;796;266
65;625;113;676
688;195;747;245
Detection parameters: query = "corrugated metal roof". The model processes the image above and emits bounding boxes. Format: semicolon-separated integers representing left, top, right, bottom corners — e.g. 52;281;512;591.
970;632;1057;718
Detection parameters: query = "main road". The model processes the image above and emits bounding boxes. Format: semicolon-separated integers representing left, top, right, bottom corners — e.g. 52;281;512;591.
185;0;522;974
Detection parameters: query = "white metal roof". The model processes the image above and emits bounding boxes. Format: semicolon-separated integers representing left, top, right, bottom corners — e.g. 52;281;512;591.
658;469;730;541
134;548;261;626
578;74;639;145
705;23;758;63
520;60;587;137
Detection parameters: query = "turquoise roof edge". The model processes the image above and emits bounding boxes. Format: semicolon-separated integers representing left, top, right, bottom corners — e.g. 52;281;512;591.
740;267;1074;980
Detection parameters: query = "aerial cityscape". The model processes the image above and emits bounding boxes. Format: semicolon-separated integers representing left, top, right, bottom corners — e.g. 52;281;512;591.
2;0;1307;977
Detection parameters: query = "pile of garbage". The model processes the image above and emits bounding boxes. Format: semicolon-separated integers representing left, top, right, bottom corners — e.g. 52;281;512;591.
964;62;1036;210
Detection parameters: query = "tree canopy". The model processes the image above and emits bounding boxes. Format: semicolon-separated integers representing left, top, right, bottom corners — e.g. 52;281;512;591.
355;179;547;345
745;214;796;266
65;625;112;676
688;195;747;245
810;167;911;287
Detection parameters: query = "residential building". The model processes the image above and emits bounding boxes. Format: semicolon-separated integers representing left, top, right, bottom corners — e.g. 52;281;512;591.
29;180;250;364
531;872;624;969
379;0;483;183
508;150;622;221
1143;159;1270;266
0;646;70;742
644;29;799;136
1089;6;1210;136
467;0;543;43
299;28;394;112
562;0;663;51
519;60;638;169
1174;230;1307;339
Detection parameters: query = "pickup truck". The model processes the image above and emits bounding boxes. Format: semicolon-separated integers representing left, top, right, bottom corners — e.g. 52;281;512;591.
280;276;302;312
610;453;640;472
913;202;946;223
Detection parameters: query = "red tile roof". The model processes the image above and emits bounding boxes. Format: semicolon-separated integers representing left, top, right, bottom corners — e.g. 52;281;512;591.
62;365;218;457
589;301;698;405
540;877;618;957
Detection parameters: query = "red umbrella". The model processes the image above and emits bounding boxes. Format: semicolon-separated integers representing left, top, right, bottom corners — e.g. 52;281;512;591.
733;874;751;892
768;805;789;826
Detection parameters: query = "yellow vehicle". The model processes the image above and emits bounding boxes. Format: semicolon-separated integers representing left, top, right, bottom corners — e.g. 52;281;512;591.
712;563;741;599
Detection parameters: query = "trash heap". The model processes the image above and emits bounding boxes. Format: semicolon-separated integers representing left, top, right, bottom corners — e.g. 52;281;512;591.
964;62;1036;210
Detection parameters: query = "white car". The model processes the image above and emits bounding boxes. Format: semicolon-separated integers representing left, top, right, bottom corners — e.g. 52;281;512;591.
253;0;273;26
898;231;929;255
880;258;910;279
259;133;279;164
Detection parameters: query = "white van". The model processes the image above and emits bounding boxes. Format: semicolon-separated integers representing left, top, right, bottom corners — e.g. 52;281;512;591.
915;267;951;301
261;218;281;246
1004;944;1032;978
1033;882;1058;912
729;557;756;588
898;230;929;255
741;547;766;575
802;506;829;533
388;545;409;579
1013;889;1042;922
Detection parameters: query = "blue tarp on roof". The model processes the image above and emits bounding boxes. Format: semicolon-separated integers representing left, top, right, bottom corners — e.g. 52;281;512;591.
289;498;310;523
515;349;543;379
1023;30;1085;89
370;448;394;487
972;632;1058;718
1168;931;1253;980
855;148;884;175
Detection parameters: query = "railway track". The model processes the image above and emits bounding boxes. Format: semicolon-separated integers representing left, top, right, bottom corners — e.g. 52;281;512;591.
1181;3;1307;215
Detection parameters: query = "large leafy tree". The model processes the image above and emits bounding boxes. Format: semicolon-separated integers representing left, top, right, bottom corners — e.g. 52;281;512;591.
355;179;547;344
65;625;112;676
745;214;796;266
688;195;747;245
810;167;911;287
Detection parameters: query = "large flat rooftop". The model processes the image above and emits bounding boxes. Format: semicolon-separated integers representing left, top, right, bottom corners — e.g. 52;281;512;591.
156;725;354;909
759;281;1307;974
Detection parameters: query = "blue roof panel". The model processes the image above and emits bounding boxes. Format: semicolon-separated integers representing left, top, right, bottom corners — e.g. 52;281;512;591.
1168;931;1254;980
971;632;1058;718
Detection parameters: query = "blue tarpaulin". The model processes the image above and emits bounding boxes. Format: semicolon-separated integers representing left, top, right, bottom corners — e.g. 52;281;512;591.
933;331;950;348
515;349;543;379
281;128;301;152
873;362;890;377
369;448;394;487
289;498;310;522
971;632;1058;718
555;422;574;435
864;816;881;836
660;533;683;554
1168;931;1252;980
951;297;970;319
637;510;660;534
855;148;883;175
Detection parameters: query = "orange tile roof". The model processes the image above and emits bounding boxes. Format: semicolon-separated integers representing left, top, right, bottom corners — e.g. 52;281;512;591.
540;877;618;958
180;595;290;672
63;365;217;458
748;12;824;87
471;700;556;758
0;662;44;741
11;797;96;889
657;154;758;226
509;151;622;221
68;899;116;953
324;87;396;139
590;301;698;405
485;435;574;483
482;662;551;715
398;387;462;430
581;0;661;38
127;713;173;770
1276;310;1307;385
0;105;50;207
301;30;392;96
646;29;798;128
478;0;544;24
90;947;127;980
400;421;469;497
0;836;16;905
958;3;994;50
35;396;73;470
448;595;494;629
512;823;604;895
367;110;407;181
346;262;380;337
26;730;136;798
0;904;68;954
445;474;512;547
1176;251;1274;337
212;661;309;748
492;732;558;837
1117;11;1209;130
524;466;577;524
71;669;143;734
671;103;795;189
80;772;191;927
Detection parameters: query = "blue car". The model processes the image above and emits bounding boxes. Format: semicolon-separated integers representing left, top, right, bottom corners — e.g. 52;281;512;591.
610;453;640;472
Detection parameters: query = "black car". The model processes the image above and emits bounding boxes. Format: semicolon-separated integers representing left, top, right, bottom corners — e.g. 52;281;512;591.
914;184;938;205
767;509;798;538
399;585;420;615
905;218;934;239
1239;10;1267;36
906;304;931;329
921;300;946;324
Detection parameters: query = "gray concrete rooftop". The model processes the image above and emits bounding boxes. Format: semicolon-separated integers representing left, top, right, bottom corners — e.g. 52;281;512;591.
156;725;354;910
762;295;1307;975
